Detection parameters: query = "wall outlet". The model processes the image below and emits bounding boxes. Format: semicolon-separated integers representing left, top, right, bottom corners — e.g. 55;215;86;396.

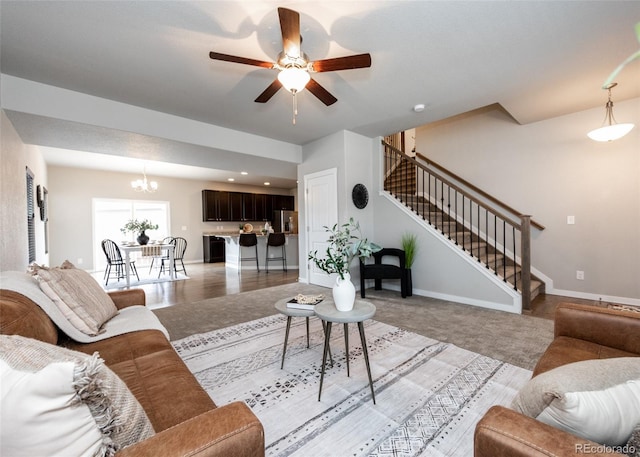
576;270;584;280
77;258;83;265
567;216;575;225
181;225;187;231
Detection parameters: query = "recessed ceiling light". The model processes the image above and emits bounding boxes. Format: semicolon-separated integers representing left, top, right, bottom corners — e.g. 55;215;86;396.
241;171;248;175
264;182;271;186
228;178;235;182
413;104;425;113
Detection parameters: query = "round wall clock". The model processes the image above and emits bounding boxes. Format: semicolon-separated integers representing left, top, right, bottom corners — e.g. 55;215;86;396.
352;183;369;209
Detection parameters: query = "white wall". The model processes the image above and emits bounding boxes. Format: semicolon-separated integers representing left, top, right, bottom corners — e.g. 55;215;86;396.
376;195;518;308
0;110;49;271
298;130;376;284
415;99;640;304
47;165;295;269
371;137;520;312
2;75;302;164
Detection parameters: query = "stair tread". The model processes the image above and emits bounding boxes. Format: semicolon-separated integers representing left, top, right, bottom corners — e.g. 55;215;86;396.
388;189;543;301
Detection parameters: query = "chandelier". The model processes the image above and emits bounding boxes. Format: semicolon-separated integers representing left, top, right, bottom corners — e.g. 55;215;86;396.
131;167;158;193
587;83;635;142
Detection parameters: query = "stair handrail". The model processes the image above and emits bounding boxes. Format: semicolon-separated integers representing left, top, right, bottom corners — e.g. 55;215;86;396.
384;142;522;228
415;152;545;231
382;140;537;310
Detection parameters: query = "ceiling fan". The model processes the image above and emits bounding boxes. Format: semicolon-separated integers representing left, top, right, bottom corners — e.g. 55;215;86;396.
209;7;371;122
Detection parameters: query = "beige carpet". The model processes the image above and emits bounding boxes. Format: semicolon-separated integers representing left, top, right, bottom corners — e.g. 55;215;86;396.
173;315;531;457
154;283;553;371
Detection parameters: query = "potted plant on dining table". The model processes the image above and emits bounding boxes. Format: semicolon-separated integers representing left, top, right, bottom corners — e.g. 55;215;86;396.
120;219;159;246
308;218;381;311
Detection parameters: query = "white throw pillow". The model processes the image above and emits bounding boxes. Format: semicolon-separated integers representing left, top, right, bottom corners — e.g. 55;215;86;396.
512;357;640;446
1;359;107;457
30;261;118;336
0;335;155;456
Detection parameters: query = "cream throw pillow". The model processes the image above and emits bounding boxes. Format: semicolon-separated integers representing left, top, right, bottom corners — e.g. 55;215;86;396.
512;357;640;447
30;261;118;335
1;359;107;457
0;335;155;456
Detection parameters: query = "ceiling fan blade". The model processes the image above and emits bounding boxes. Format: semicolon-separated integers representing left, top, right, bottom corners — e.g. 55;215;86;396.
254;79;283;103
278;7;301;58
311;53;372;72
306;78;337;106
209;51;274;69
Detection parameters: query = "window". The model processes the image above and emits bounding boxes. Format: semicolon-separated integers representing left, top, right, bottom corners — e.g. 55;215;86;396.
26;168;35;264
93;199;170;271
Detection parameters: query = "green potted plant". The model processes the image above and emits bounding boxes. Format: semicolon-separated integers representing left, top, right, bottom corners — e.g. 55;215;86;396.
308;218;381;311
401;233;418;296
120;219;159;245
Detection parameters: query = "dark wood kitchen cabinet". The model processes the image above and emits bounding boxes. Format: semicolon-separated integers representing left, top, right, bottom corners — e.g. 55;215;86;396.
229;192;243;221
242;193;256;221
202;190;230;221
203;190;294;222
273;195;295;211
254;194;274;221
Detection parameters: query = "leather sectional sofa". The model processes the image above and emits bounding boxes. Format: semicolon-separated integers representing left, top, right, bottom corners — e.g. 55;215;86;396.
474;302;640;457
0;285;265;457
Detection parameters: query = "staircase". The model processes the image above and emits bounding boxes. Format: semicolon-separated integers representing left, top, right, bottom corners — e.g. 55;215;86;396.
383;141;545;308
384;160;416;195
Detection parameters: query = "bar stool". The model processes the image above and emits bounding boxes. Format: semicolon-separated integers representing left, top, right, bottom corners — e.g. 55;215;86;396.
265;232;287;273
238;233;259;273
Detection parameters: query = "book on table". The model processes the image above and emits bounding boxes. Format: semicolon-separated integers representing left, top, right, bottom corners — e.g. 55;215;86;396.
286;296;324;310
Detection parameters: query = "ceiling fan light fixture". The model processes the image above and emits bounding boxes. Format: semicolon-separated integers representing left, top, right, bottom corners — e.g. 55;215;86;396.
277;66;310;93
587;82;635;142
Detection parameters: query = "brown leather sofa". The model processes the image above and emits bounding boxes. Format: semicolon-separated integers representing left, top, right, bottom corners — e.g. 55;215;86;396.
474;302;640;457
0;288;265;457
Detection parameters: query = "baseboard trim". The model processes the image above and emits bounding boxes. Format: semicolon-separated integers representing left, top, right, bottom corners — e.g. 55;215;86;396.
547;288;640;307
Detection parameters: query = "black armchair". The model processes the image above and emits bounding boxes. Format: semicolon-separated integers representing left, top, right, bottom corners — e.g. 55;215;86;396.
359;248;407;298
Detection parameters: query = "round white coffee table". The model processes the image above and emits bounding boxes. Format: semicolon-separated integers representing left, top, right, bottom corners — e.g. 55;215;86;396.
314;299;377;404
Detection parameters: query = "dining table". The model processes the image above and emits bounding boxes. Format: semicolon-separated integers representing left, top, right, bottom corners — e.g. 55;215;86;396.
119;243;175;287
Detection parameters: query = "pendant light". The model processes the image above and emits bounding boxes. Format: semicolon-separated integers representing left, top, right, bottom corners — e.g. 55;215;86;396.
587;83;635;142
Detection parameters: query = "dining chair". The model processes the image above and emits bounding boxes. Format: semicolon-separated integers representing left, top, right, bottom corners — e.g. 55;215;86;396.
238;233;259;273
159;237;188;277
265;232;287;273
149;236;174;274
101;239;139;285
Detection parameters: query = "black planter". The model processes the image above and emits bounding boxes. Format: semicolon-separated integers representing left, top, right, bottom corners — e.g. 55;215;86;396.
405;269;413;297
137;231;150;245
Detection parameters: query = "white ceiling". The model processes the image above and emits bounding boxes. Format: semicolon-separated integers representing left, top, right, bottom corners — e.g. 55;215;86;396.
1;1;639;186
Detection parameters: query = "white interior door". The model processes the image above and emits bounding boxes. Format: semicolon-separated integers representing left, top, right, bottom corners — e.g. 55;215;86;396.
305;168;338;288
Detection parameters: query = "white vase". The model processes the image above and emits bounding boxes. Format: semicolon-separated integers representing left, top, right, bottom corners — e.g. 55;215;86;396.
333;272;356;312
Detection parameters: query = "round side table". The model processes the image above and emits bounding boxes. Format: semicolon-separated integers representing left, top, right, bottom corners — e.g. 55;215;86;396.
274;298;333;369
314;300;377;404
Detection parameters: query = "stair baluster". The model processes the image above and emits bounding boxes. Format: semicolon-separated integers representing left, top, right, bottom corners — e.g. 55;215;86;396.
382;140;543;310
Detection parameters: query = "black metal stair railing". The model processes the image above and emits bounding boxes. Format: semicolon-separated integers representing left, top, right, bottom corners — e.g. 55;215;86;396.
383;140;538;309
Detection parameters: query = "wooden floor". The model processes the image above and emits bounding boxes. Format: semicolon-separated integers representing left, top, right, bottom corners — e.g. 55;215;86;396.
526;293;610;320
125;262;609;319
131;262;300;310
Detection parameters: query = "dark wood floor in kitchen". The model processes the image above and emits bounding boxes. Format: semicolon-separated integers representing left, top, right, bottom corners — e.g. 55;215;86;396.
136;263;300;310
119;262;614;319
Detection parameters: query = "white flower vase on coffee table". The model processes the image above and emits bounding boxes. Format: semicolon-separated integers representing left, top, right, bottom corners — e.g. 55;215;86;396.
333;273;356;311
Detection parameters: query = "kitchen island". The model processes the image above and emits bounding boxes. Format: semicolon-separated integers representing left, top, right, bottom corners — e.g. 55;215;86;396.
210;233;299;271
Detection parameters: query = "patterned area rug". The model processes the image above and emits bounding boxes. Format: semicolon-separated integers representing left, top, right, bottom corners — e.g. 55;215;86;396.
173;314;531;457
